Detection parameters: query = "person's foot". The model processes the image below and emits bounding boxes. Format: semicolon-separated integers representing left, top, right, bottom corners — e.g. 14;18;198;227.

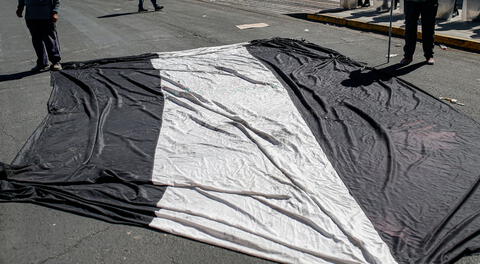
138;7;148;12
154;5;164;11
399;57;413;65
426;57;435;65
50;63;62;71
376;5;389;11
452;9;459;17
31;64;50;72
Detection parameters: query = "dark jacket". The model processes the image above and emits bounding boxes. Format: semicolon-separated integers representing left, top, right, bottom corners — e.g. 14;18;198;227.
18;0;60;20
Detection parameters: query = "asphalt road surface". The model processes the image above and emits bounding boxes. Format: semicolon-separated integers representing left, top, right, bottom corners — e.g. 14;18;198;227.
1;0;480;263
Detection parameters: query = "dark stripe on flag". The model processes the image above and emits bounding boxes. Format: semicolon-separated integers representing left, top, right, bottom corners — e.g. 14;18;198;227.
0;54;166;226
247;38;480;263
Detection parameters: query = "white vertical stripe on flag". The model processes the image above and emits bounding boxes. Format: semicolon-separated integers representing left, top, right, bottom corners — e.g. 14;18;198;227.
148;44;397;264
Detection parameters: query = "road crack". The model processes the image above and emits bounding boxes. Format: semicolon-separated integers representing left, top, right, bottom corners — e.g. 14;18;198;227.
0;127;18;142
36;226;111;264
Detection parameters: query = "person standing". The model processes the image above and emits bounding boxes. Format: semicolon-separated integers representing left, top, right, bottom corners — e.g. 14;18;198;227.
358;0;371;8
16;0;62;72
400;0;438;65
138;0;163;12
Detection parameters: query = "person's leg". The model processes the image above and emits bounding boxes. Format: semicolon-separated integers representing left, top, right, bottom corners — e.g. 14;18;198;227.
151;0;163;10
382;0;389;9
26;20;48;67
420;1;438;59
403;1;421;59
138;0;147;11
43;21;61;65
452;0;459;17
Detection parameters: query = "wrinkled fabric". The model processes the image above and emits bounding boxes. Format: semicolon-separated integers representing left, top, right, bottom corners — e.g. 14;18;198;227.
1;39;480;264
148;44;396;264
247;38;480;264
1;54;166;225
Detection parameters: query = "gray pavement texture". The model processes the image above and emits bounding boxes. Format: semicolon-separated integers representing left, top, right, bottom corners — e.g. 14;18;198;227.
1;0;480;263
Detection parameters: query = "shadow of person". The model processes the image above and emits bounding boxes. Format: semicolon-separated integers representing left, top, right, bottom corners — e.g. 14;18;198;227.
372;13;404;23
98;11;156;19
473;28;480;39
0;70;44;82
347;10;384;19
314;8;350;15
435;20;480;32
341;61;426;87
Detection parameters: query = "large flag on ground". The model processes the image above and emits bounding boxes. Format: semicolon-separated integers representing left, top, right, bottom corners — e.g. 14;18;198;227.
1;38;479;264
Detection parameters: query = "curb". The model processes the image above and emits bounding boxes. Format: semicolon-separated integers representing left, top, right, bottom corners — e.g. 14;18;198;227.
306;13;480;52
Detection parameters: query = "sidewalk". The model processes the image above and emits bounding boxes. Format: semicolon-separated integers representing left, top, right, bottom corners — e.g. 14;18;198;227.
306;5;480;52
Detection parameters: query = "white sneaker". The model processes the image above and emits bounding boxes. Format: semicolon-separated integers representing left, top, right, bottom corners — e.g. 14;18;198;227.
50;63;62;71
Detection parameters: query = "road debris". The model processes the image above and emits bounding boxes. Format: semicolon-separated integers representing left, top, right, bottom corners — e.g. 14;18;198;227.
236;23;269;30
440;96;465;106
386;53;398;58
439;44;448;50
304;29;310;32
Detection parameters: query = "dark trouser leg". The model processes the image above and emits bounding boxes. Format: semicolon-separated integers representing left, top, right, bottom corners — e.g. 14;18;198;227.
26;20;48;66
138;0;144;8
403;1;421;59
151;0;158;7
420;1;438;59
43;21;61;64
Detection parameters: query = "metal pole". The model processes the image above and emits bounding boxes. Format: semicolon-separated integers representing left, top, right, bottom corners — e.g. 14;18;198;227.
387;0;395;63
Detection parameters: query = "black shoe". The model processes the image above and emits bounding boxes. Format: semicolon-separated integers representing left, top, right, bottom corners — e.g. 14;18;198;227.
138;7;148;12
399;57;413;65
31;64;50;72
154;5;164;11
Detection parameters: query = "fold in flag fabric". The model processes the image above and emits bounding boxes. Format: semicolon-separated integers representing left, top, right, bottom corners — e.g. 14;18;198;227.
1;38;480;264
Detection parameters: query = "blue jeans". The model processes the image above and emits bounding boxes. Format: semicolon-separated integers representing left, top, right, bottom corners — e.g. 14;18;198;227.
26;19;61;66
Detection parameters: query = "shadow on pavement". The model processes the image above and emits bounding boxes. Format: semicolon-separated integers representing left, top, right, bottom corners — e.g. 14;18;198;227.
285;9;345;20
346;9;383;19
315;8;349;14
0;71;44;82
285;13;309;19
341;61;426;87
98;10;156;19
377;61;427;76
474;28;480;39
435;20;480;33
371;13;404;23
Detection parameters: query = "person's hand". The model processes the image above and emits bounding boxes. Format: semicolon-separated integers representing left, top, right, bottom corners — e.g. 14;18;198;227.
16;8;23;17
52;13;59;22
